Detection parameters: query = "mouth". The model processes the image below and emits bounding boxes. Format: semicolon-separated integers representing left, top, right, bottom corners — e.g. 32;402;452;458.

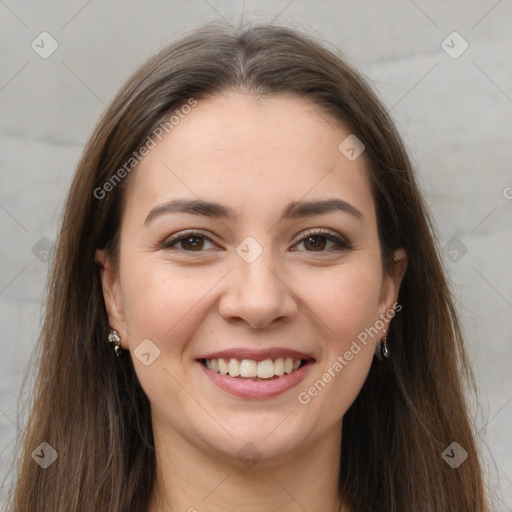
199;356;309;380
196;353;315;400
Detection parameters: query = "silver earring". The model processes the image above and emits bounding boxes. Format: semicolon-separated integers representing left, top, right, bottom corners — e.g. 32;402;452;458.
108;330;123;357
380;336;389;358
375;327;389;360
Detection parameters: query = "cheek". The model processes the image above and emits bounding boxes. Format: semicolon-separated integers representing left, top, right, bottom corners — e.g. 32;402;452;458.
121;248;384;352
119;258;214;418
296;258;384;343
120;255;219;349
292;259;382;417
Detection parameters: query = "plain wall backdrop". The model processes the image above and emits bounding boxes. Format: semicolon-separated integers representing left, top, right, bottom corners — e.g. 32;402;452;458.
1;0;511;509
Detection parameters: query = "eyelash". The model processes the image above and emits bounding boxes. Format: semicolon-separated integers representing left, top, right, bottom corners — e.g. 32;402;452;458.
159;228;352;254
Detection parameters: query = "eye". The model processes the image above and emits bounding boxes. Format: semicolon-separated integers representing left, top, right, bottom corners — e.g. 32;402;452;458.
159;231;217;252
159;228;352;254
293;229;352;253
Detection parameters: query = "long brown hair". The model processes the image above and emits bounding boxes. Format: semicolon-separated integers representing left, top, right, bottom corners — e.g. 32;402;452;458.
4;22;488;511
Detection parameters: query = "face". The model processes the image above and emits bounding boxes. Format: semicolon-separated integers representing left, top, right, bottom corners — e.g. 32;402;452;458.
97;92;407;465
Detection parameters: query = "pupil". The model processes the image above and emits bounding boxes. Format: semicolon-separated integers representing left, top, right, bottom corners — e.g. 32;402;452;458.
306;236;325;251
183;236;203;250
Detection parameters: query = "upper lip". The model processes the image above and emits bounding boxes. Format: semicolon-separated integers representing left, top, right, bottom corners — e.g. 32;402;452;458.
197;348;315;362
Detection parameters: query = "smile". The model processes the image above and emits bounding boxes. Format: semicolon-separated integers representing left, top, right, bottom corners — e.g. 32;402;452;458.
196;351;315;399
202;357;303;379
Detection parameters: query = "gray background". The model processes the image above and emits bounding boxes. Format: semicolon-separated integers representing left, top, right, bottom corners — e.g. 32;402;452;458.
0;0;511;509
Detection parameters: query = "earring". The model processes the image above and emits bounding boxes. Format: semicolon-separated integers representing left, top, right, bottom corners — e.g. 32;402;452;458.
380;335;389;358
375;327;389;361
108;330;123;357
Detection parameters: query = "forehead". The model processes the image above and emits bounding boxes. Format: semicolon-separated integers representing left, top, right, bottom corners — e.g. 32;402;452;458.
124;92;376;229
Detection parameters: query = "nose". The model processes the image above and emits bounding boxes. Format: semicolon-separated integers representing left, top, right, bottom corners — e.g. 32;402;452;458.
218;248;298;329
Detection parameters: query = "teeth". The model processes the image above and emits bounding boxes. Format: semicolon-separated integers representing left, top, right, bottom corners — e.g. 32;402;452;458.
228;358;240;377
203;356;304;378
240;359;257;377
274;357;284;375
257;359;274;378
218;358;229;375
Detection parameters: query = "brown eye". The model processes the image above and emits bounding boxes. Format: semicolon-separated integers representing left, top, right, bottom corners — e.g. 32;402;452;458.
294;229;352;253
160;232;216;252
180;236;205;251
303;236;327;251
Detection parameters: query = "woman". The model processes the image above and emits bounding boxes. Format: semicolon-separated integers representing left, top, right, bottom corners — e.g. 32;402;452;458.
5;22;488;511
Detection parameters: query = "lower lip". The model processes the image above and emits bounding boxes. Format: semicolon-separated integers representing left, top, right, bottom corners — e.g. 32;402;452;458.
197;360;315;400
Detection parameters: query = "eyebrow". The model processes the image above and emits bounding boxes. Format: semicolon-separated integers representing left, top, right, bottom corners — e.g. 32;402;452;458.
144;198;364;225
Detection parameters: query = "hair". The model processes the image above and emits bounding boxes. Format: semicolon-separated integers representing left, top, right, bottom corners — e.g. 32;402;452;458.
4;21;488;512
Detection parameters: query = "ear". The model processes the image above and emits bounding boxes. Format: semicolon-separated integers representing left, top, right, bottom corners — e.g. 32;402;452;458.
378;247;408;319
95;249;128;347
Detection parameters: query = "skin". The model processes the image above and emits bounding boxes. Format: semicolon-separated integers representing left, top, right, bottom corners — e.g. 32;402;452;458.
97;92;407;512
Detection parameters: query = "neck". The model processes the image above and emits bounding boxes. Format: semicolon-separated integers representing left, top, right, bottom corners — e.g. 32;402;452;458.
148;419;346;512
